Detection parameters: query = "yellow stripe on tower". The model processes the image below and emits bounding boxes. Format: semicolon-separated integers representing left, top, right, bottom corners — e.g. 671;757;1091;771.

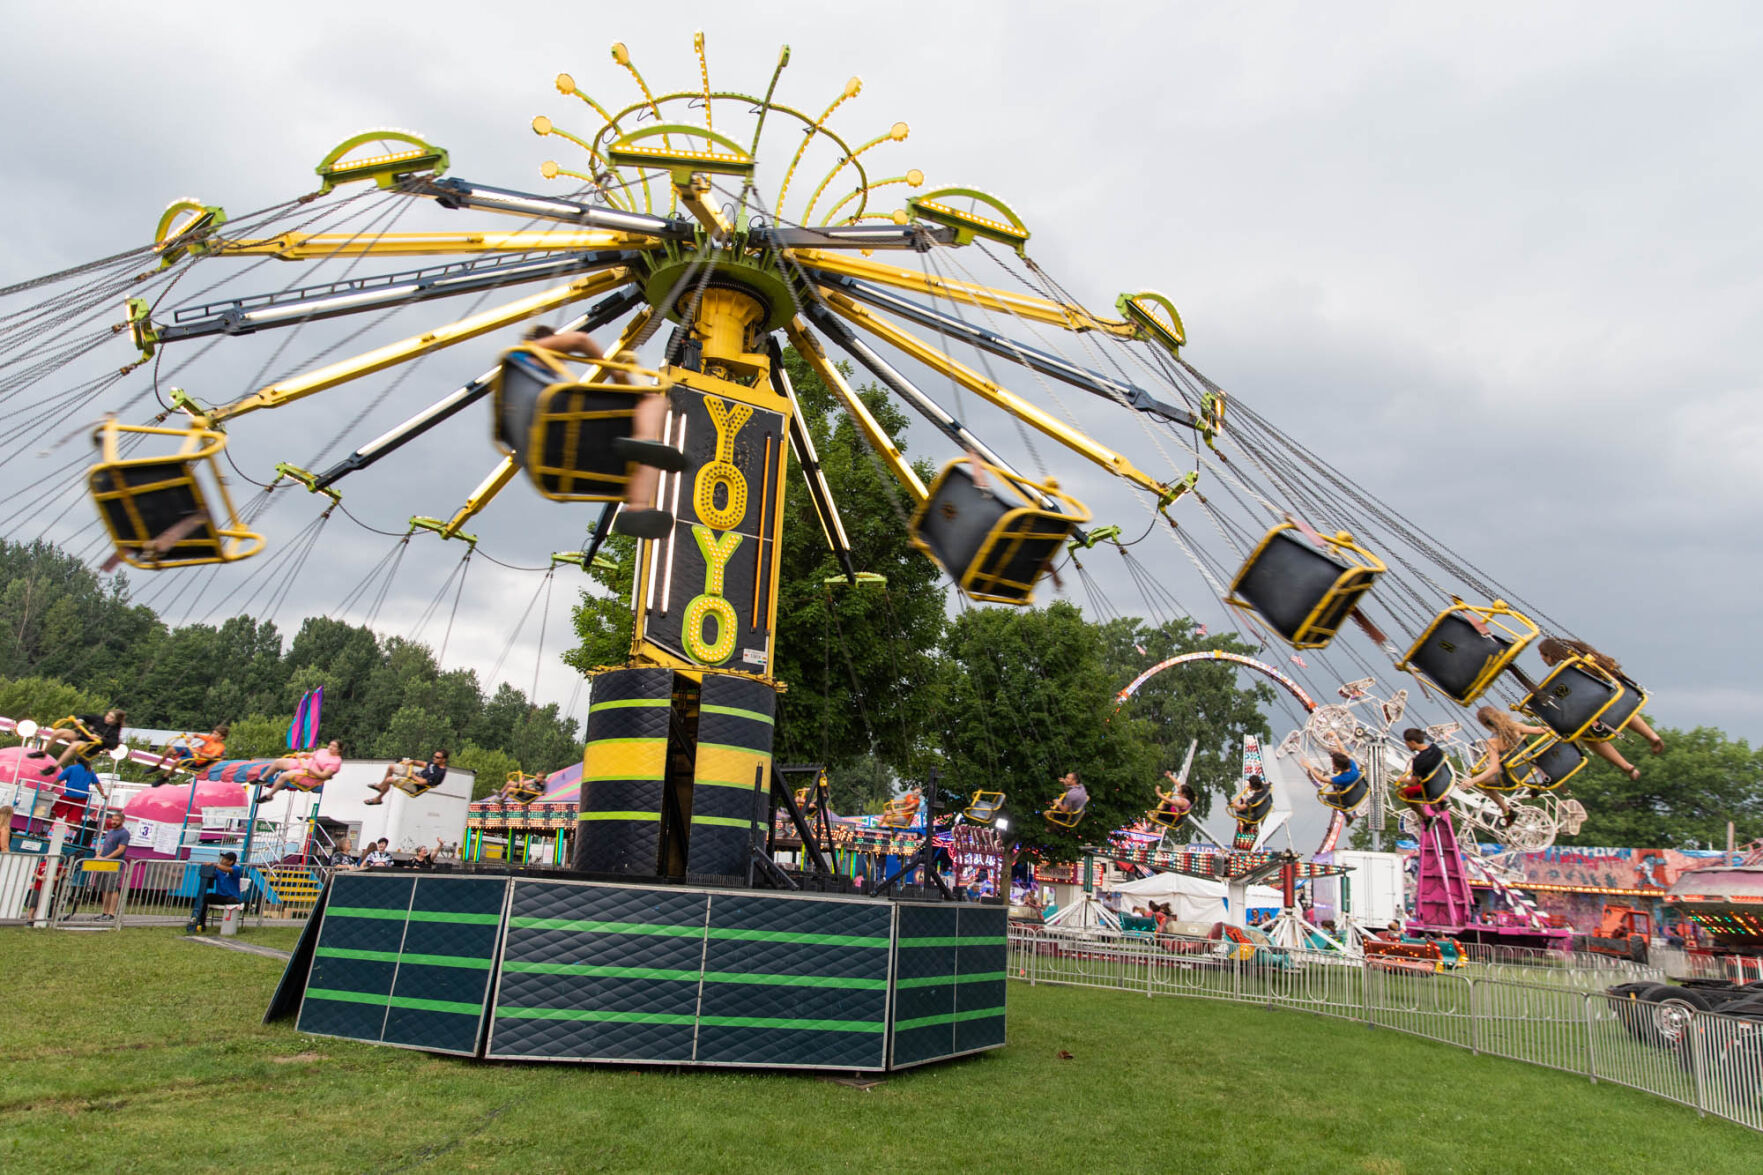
695;744;771;790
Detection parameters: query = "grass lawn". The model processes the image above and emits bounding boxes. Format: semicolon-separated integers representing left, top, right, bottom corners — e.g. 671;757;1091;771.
0;928;1754;1174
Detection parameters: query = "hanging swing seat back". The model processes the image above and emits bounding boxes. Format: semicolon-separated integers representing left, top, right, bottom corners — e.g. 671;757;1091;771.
87;419;263;570
1226;523;1384;649
1397;600;1538;705
1517;656;1627;742
1496;734;1586;792
391;763;439;796
493;344;673;503
1319;772;1369;813
909;461;1091;605
964;790;1005;823
1148;798;1191;830
1406;757;1454;805
1582;675;1648;742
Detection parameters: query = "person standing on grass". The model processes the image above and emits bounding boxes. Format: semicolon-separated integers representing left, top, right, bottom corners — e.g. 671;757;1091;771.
94;811;129;921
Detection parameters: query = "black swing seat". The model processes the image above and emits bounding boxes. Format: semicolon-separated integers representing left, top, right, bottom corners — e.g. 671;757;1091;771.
1235;788;1274;825
493;344;673;503
1397;601;1537;706
1227;523;1384;649
1503;734;1586;792
1582;674;1648;742
87;420;263;570
909;461;1090;606
1517;656;1628;742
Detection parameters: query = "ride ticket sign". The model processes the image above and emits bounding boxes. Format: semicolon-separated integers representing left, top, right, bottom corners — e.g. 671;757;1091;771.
632;368;790;679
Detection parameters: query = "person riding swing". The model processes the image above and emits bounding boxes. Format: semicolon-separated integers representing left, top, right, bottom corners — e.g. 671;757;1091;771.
366;749;448;805
520;325;687;540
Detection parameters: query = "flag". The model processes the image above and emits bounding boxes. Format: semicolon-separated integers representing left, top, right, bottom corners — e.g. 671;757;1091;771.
1134;644;1147;656
1290;654;1308;668
288;686;323;751
1196;624;1208;637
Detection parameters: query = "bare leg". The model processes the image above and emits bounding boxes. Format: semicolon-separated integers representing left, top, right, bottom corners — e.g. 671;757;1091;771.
1589;739;1639;779
632;392;667;444
1625;715;1664;753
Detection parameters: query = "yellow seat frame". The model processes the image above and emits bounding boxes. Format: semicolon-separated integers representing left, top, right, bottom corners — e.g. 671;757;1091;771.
1042;804;1085;829
390;762;440;797
1502;733;1588;791
503;770;545;802
964;789;1005;823
1395;599;1539;705
87;419;264;570
492;344;673;503
909;460;1091;605
880;793;920;828
1225;522;1386;650
1581;675;1649;743
1516;655;1628;742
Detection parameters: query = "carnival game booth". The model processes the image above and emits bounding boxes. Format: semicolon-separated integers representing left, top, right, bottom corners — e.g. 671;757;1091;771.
464;764;581;865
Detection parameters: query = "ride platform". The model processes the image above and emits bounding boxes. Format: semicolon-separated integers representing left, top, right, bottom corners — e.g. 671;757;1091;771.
266;869;1007;1072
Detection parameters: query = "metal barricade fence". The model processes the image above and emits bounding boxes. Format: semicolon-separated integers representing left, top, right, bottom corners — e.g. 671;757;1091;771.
1587;989;1702;1112
50;857;124;928
1010;925;1763;1134
1469;978;1588;1074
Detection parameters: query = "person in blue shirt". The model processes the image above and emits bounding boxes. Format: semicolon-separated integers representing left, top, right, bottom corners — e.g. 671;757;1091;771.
52;761;105;829
186;851;246;933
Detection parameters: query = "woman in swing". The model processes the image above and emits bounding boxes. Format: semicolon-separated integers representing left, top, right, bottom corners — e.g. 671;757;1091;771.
1537;636;1663;780
1153;771;1196;825
1461;706;1551;827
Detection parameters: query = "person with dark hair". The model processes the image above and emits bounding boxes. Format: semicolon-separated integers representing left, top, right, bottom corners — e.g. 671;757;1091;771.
186;850;246;933
522;325;686;539
150;723;229;786
365;749;448;805
258;739;344;801
1537;636;1663;779
1053;771;1088;813
33;708;126;769
1394;727;1452;821
92;811;129;921
1153;771;1196;824
1301;731;1365;815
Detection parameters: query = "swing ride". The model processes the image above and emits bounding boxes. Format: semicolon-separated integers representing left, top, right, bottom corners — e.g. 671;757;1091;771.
0;30;1664;1040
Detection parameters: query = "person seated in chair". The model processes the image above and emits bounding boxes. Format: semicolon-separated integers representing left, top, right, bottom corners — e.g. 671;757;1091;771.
186;850;246;933
1303;736;1365;819
1536;636;1663;780
498;771;547;805
150;724;229;786
1461;707;1549;828
1053;771;1088;813
1394;728;1451;823
1154;774;1196;823
523;325;688;540
1229;773;1271;823
257;739;344;801
365;749;447;805
33;708;126;770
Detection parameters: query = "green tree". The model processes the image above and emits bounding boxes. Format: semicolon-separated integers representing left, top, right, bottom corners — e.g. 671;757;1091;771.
563;348;948;779
453;742;521;800
933;601;1160;861
0;674;112;739
224;714;291;760
373;704;459;761
1563;723;1763;848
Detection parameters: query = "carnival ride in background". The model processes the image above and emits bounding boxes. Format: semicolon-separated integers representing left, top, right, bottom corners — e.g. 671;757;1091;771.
0;34;1645;930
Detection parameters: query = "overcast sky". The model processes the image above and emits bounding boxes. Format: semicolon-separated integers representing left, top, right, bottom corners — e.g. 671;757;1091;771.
2;3;1759;759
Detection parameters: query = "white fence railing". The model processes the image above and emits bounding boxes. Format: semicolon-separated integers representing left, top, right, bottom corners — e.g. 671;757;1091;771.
40;856;332;929
1012;925;1763;1134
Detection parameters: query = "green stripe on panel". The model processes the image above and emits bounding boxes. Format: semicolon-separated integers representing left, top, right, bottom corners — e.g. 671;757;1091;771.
501;961;887;989
590;699;672;711
698;705;774;725
893;1007;1007;1032
894;971;1008;988
504;918;887;948
326;907;501;925
316;947;493;969
690;815;756;829
495;1007;882;1033
577;811;663;822
306;988;484;1016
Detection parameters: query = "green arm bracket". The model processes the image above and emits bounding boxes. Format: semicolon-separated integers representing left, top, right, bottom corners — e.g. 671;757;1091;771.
553;550;619;575
274;462;342;503
154;200;228;269
409;516;476;546
908;187;1030;253
606;123;757;186
1116;290;1186;353
1067;525;1123;553
317;129;450;193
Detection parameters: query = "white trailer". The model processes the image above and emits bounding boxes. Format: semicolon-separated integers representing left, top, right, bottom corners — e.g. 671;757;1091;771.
1326;850;1406;926
251;759;475;856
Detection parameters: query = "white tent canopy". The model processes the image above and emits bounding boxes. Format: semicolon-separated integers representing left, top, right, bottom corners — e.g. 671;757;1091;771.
1109;871;1283;925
